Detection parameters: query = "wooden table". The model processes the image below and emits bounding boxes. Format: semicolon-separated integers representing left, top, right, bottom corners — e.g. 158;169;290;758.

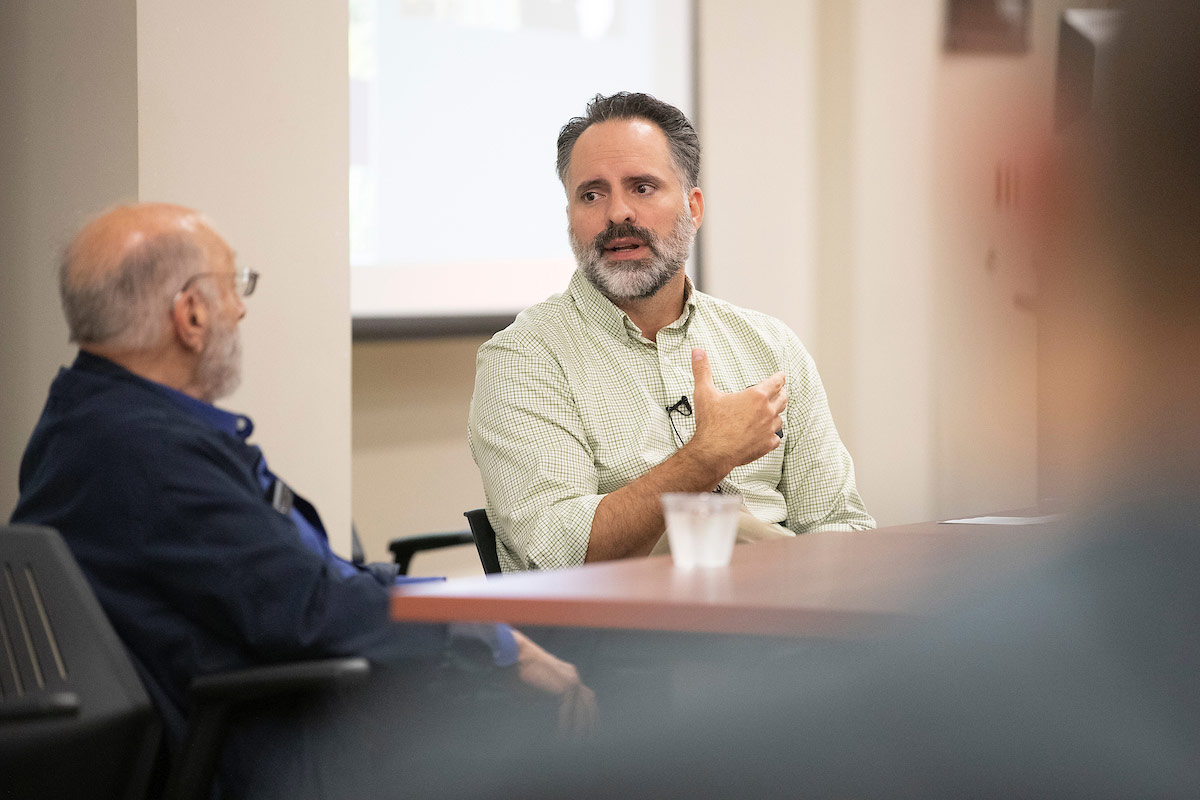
391;518;1074;640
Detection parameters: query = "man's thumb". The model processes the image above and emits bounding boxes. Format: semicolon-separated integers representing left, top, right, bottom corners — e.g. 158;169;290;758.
691;348;715;395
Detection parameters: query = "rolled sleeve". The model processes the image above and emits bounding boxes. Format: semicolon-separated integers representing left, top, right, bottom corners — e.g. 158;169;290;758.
469;335;605;570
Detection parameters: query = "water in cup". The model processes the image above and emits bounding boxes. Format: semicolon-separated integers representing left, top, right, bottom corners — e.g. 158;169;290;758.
661;492;741;568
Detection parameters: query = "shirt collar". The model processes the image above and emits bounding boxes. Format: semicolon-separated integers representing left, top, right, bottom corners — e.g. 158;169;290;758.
72;350;255;440
160;383;255;440
567;268;699;344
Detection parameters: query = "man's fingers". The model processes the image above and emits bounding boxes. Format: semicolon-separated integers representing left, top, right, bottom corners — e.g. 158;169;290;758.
758;371;787;396
770;388;789;415
511;630;597;735
558;685;599;735
559;690;583;734
583;686;599;728
576;686;599;732
557;688;574;733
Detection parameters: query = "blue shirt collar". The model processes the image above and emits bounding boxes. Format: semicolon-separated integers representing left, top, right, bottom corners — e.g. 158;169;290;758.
160;384;255;440
72;350;255;440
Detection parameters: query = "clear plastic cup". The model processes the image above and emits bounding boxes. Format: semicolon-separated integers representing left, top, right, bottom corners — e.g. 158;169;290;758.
661;493;741;568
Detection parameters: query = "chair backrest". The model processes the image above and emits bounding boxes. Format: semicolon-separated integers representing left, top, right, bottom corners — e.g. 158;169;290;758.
0;524;161;799
463;509;502;575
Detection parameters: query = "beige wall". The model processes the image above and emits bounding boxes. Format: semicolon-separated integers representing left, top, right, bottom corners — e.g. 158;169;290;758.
700;0;942;527
352;337;487;575
834;0;943;525
0;1;139;518
1;1;352;550
698;1;820;348
930;0;1059;518
137;1;352;548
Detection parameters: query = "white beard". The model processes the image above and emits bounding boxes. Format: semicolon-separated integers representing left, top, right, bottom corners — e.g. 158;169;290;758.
196;315;242;401
571;208;695;302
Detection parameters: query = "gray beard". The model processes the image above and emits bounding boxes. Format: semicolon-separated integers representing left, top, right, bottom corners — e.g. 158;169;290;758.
196;317;242;401
571;209;695;302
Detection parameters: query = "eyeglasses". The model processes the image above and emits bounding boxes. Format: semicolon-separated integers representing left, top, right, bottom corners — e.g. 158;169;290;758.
666;395;693;448
178;267;259;298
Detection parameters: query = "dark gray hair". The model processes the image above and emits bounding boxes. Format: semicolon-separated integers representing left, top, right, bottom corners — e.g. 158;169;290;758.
60;226;207;349
556;92;701;190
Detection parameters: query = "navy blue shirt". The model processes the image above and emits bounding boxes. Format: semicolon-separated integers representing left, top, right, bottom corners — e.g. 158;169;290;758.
10;352;512;746
154;379;517;665
159;381;418;584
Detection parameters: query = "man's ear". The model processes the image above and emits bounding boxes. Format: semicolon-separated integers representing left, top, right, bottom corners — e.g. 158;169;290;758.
688;187;704;230
171;290;208;353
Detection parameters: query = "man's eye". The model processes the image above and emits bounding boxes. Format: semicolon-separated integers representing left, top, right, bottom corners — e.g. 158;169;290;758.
635;184;654;194
582;191;599;202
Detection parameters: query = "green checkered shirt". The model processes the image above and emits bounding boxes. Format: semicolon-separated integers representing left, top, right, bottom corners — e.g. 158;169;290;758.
469;269;874;571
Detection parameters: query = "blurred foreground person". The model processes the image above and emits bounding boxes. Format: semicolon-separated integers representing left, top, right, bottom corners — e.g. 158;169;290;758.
10;202;594;798
442;1;1200;797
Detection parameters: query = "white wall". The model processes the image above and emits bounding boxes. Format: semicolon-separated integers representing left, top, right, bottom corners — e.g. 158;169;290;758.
1;1;352;551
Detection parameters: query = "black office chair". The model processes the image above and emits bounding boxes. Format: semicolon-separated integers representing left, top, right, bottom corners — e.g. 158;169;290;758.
1;523;160;799
0;524;370;800
387;529;474;575
387;510;502;576
463;509;502;575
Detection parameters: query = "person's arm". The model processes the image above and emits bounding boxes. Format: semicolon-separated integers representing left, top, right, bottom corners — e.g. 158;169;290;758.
469;333;608;569
776;334;875;532
584;348;788;561
158;437;600;726
510;628;598;733
142;437;450;664
448;623;597;733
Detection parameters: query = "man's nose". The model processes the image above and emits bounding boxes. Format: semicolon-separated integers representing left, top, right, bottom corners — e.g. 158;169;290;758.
235;294;247;321
607;194;635;225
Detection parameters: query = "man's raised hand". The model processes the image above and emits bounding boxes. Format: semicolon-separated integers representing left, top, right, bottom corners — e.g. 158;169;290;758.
688;347;787;474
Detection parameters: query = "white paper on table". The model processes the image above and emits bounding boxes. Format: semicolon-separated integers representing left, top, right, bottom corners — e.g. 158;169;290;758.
940;515;1063;526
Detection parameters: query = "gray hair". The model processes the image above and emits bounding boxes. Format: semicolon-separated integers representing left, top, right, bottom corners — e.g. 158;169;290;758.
59;227;207;350
556;92;701;190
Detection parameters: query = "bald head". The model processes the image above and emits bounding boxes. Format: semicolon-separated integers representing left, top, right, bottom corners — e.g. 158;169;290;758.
60;202;231;351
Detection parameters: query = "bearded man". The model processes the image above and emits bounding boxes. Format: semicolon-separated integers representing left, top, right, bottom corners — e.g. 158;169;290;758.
469;92;873;572
10;202;594;797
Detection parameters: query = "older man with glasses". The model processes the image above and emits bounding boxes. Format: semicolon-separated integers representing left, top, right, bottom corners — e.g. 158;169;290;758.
10;202;594;798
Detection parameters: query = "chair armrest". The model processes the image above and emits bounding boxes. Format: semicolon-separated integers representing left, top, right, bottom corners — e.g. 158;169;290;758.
388;531;473;574
190;657;371;702
0;691;79;721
